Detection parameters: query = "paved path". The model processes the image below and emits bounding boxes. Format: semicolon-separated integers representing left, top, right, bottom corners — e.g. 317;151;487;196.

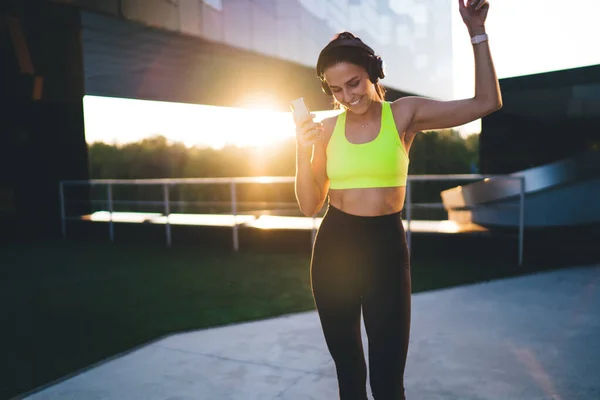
21;265;600;400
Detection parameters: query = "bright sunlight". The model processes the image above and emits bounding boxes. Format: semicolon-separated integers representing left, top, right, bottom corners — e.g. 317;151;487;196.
83;95;342;150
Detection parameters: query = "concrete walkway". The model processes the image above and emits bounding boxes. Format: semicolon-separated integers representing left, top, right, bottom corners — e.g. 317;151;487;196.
21;265;600;400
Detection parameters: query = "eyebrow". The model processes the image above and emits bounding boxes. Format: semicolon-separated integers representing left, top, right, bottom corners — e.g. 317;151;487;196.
328;76;360;89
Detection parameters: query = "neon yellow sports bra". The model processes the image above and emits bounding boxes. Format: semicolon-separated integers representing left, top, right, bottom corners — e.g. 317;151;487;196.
326;101;409;190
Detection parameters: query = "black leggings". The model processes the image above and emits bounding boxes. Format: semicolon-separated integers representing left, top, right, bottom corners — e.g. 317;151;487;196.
310;204;411;400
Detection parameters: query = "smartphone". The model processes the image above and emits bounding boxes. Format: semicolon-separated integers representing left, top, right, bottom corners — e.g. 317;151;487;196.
290;97;311;122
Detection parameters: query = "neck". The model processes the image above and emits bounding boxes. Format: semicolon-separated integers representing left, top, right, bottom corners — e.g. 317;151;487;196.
346;99;381;124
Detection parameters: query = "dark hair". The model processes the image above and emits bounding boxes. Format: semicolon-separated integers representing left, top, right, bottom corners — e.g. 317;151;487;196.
316;32;386;104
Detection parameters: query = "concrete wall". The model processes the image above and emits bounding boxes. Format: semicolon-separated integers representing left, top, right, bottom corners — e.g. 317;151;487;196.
471;179;600;228
51;0;455;100
480;64;600;174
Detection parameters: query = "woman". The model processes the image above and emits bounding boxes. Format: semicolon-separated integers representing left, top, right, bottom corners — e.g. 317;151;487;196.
294;1;501;399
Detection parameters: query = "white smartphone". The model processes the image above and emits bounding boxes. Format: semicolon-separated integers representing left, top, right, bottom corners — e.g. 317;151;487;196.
290;97;311;122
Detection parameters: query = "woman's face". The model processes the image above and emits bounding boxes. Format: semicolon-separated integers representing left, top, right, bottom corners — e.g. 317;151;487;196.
324;61;377;114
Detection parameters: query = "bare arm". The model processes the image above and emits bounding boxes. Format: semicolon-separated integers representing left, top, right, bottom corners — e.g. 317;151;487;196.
294;115;330;217
395;0;502;133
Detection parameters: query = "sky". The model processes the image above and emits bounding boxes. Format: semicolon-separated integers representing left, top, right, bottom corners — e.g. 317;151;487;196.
84;0;600;148
458;0;600;85
450;0;600;133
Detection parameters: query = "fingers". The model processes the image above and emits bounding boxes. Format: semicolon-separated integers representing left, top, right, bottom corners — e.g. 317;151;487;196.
296;118;322;137
468;0;487;10
307;121;323;133
302;124;323;139
297;130;321;148
458;0;465;9
297;124;323;148
294;112;316;127
294;112;323;148
300;116;318;131
300;128;321;144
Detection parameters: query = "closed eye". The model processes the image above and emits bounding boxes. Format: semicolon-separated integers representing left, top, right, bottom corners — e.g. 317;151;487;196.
330;81;359;93
328;76;361;91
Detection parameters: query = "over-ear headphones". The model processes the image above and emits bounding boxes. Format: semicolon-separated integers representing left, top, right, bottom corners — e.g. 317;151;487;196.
316;33;386;96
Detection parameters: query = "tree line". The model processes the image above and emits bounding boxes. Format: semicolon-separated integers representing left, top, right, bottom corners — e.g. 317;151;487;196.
87;131;479;218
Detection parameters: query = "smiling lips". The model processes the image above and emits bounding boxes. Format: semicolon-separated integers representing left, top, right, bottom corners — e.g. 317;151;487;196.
349;97;361;106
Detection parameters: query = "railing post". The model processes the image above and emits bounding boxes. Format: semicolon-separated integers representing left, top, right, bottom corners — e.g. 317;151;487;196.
518;176;525;266
164;183;172;247
59;181;66;239
179;184;185;213
231;181;239;251
406;178;412;254
108;183;114;242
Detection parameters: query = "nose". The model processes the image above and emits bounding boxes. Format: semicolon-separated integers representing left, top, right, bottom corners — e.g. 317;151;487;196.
341;88;353;104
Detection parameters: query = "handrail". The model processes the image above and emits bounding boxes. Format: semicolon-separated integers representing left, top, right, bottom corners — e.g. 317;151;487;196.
60;174;525;265
403;175;525;266
61;177;295;185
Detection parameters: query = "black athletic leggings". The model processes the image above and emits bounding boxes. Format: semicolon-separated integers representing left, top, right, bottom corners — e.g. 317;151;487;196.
310;204;411;400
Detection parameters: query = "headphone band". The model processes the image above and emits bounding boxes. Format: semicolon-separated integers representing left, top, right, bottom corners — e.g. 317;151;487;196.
316;35;385;96
316;39;376;78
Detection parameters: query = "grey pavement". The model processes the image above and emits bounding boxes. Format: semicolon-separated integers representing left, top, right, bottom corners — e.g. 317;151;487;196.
21;264;600;400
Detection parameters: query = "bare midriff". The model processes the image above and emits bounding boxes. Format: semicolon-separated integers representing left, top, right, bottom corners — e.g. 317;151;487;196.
328;186;406;216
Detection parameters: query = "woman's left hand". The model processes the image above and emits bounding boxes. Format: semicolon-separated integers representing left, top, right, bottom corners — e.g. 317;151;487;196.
459;0;489;34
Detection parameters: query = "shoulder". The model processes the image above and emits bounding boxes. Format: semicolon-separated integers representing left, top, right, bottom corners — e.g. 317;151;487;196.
390;96;422;116
321;114;340;130
389;97;421;134
318;113;342;143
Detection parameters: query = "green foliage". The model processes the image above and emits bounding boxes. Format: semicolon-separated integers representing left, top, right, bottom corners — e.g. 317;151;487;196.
409;130;477;175
408;130;479;210
87;131;479;216
89;131;478;179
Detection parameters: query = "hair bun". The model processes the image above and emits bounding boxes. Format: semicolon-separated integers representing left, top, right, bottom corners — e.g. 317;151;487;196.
336;32;359;41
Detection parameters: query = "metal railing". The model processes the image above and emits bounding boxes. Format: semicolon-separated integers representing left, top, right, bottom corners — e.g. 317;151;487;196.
60;174;525;265
404;174;525;265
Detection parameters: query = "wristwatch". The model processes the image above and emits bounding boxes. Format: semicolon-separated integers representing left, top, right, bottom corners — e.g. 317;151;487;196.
471;33;488;45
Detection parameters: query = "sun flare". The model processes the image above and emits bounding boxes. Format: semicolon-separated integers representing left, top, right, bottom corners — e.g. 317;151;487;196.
83;95;343;150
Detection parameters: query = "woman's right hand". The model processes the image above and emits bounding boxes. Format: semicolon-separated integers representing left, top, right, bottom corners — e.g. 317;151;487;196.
295;113;323;149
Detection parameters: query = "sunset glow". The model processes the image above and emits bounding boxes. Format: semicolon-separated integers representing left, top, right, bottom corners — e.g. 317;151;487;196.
83;95;342;150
